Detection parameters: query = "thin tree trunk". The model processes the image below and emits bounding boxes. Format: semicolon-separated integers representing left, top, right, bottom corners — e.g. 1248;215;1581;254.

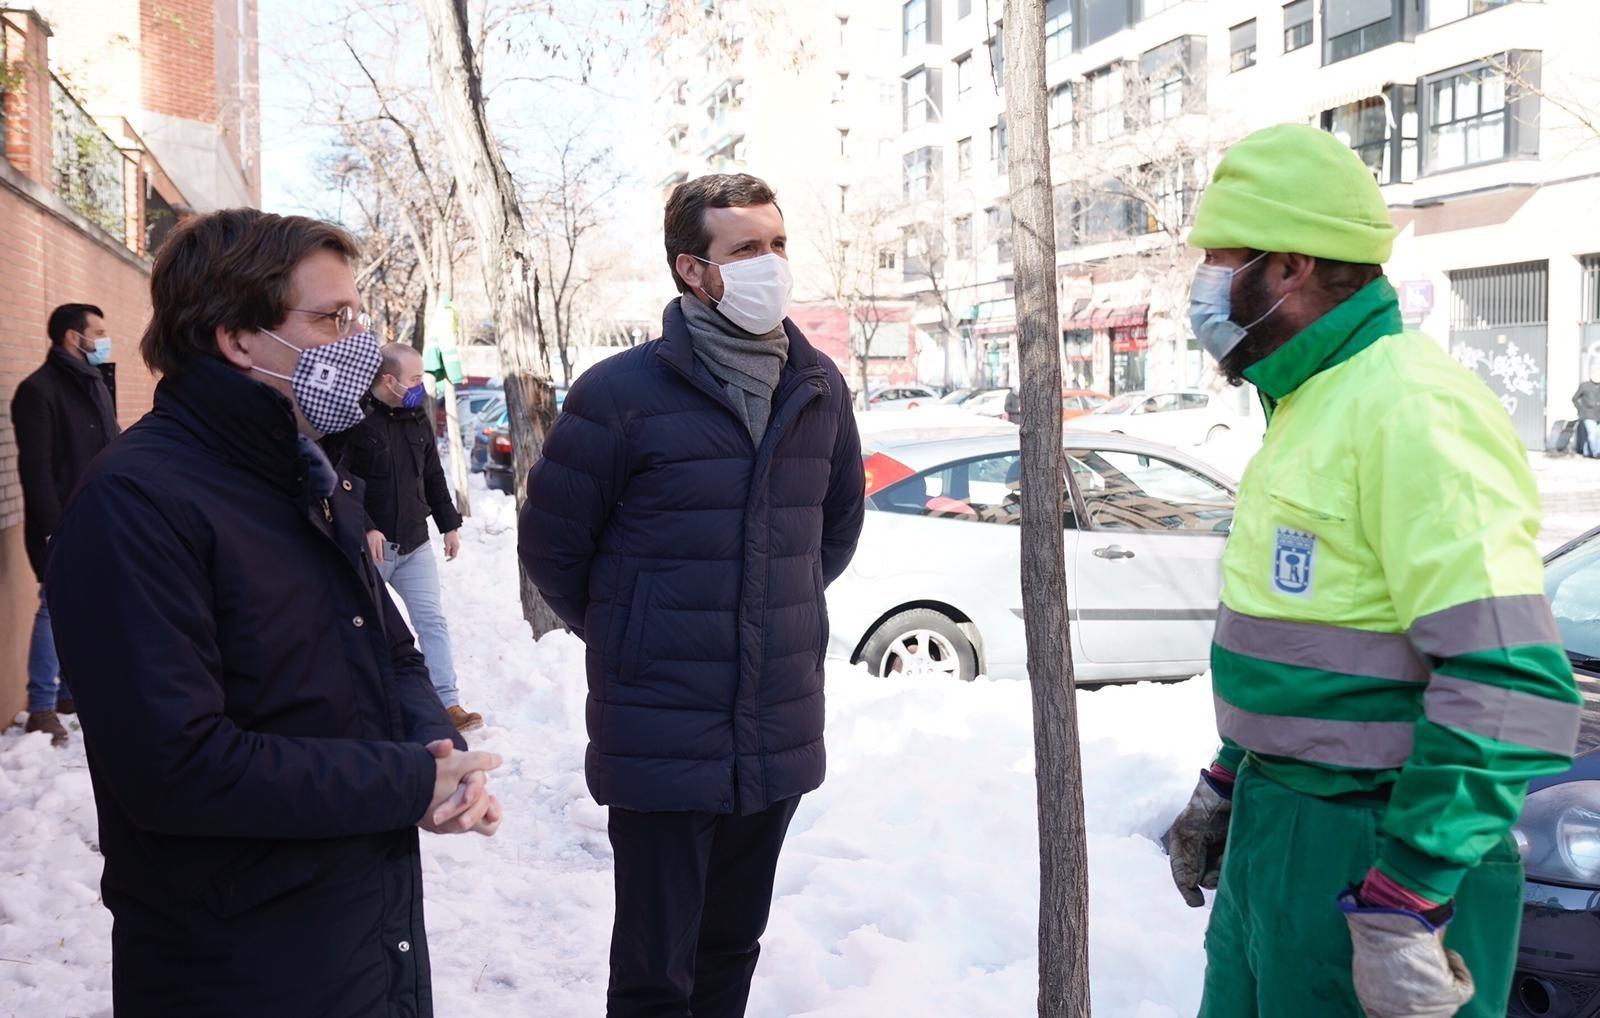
435;236;472;518
418;0;560;636
1002;2;1090;1016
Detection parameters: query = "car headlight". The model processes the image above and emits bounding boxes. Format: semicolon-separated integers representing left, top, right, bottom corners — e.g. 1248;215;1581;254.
1515;780;1600;885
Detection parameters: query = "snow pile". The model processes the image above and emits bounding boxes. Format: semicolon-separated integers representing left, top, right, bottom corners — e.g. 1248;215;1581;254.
1;479;1220;1016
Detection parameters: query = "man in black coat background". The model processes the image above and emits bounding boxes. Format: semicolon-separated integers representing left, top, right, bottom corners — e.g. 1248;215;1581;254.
336;342;481;732
46;208;503;1017
9;302;119;745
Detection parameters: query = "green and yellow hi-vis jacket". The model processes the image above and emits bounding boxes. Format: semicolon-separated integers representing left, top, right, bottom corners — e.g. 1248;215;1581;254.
1212;277;1581;904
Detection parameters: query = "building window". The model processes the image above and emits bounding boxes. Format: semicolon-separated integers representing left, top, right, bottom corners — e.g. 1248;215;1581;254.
1146;161;1195;233
989;25;1004;84
1082;0;1132;48
1284;0;1313;52
959;0;973;19
833;72;849;104
1324;0;1401;65
1141;37;1204;122
1230;21;1257;72
838;184;849;215
904;229;929;277
879;249;898;270
1141;0;1182;15
1054;185;1077;249
1427;0;1518;30
991;116;1009;173
1045;0;1071;65
955;51;973;100
838;129;850;157
988;204;1013;262
904;146;939;197
1086;65;1125;143
1322;85;1418;184
903;0;927;55
1425;62;1513;173
954;215;973;259
837;15;848;47
957;136;973;178
904;68;929;128
1049;83;1073;151
1081;179;1142;242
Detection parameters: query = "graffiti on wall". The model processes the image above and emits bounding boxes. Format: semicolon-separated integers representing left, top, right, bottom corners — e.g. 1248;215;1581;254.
1451;339;1540;416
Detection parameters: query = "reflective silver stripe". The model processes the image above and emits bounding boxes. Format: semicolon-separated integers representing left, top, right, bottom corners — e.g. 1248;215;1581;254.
1423;674;1581;756
1408;595;1561;659
1214;605;1428;684
1213;694;1416;770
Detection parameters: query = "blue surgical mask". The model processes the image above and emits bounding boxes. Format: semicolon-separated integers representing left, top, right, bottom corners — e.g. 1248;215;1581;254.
80;335;111;366
400;383;426;409
1188;252;1288;363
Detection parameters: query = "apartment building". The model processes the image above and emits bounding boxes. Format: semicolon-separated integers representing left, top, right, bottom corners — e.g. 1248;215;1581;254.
648;0;925;388
893;0;1600;445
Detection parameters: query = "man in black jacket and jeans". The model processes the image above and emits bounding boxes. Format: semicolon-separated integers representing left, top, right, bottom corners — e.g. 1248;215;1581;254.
46;208;503;1017
338;342;480;732
9;303;120;745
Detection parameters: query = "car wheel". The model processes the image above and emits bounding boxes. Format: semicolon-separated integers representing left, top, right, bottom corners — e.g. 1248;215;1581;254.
862;609;978;682
1206;424;1231;443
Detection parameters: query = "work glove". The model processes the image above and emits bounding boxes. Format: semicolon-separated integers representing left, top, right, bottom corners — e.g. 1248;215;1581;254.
1339;889;1475;1018
1161;769;1232;907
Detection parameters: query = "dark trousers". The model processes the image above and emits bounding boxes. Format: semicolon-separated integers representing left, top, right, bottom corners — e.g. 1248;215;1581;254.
606;795;802;1018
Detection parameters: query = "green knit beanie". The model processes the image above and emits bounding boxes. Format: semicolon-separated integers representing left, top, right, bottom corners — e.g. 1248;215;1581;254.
1189;124;1398;264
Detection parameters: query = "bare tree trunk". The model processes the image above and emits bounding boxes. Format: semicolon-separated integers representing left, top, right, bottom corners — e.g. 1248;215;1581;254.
1003;2;1090;1016
435;236;472;518
418;0;560;636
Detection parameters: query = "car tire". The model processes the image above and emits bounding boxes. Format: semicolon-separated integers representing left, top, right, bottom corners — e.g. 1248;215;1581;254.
861;609;978;682
1206;424;1231;443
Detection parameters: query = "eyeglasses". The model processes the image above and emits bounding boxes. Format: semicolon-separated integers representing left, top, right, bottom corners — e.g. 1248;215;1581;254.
289;306;373;337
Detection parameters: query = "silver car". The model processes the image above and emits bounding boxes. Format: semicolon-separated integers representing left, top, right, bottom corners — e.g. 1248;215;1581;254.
828;428;1237;684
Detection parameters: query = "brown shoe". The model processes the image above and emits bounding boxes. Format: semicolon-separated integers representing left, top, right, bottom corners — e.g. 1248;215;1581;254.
24;710;68;747
55;697;76;716
447;705;484;733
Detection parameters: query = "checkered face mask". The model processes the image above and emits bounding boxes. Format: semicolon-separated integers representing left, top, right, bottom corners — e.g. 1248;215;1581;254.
253;328;382;435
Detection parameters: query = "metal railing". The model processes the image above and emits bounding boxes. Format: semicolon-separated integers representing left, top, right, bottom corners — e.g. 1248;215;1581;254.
50;73;125;238
1448;260;1549;330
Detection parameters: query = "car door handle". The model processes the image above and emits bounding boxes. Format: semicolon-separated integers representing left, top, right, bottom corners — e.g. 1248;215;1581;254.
1093;545;1135;560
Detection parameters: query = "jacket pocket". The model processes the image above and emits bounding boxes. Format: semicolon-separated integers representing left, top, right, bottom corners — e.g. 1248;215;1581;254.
205;844;327;919
619;572;655;685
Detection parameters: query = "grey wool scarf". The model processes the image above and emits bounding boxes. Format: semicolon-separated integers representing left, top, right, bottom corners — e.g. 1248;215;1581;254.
681;293;790;443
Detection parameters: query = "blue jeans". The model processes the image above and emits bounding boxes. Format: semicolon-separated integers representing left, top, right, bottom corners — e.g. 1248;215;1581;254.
377;542;460;707
27;585;69;712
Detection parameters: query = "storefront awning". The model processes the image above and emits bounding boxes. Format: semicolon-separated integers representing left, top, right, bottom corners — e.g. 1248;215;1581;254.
1063;304;1147;331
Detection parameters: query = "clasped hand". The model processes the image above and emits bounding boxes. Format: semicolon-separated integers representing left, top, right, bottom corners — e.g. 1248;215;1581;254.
419;740;503;837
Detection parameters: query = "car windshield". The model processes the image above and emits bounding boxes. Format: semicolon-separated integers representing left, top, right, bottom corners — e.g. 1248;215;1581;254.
939;388;973;405
1547;531;1600;661
1095;394;1141;415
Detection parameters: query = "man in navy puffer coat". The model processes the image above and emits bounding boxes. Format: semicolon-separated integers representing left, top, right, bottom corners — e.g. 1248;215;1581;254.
518;174;864;1018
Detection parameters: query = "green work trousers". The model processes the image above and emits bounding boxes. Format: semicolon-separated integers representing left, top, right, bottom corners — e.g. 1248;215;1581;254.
1198;760;1524;1017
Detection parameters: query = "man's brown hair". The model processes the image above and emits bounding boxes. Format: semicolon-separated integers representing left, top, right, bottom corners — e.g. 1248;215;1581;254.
662;173;779;293
140;208;360;376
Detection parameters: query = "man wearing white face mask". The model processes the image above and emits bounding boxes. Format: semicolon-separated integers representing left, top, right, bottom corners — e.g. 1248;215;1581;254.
519;173;865;1017
1161;125;1577;1018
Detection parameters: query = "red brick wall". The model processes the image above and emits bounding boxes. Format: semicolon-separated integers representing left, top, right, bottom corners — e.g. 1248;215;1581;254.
0;175;155;719
140;0;218;123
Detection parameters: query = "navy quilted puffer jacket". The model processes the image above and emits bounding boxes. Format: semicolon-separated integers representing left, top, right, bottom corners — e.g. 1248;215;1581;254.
518;299;865;815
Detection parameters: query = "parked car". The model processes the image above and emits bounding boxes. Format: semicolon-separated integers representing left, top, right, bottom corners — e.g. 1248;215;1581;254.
868;384;940;411
938;387;981;407
475;389;569;492
469;404;508;473
1507;526;1600;1017
961;388;1013;419
438;387;504;441
483;416;515;493
1062;389;1111;421
827;428;1237;684
1074;389;1240;446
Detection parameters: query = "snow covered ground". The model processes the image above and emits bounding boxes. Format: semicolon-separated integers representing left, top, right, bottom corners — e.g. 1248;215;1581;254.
0;480;1216;1017
4;436;1598;1016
